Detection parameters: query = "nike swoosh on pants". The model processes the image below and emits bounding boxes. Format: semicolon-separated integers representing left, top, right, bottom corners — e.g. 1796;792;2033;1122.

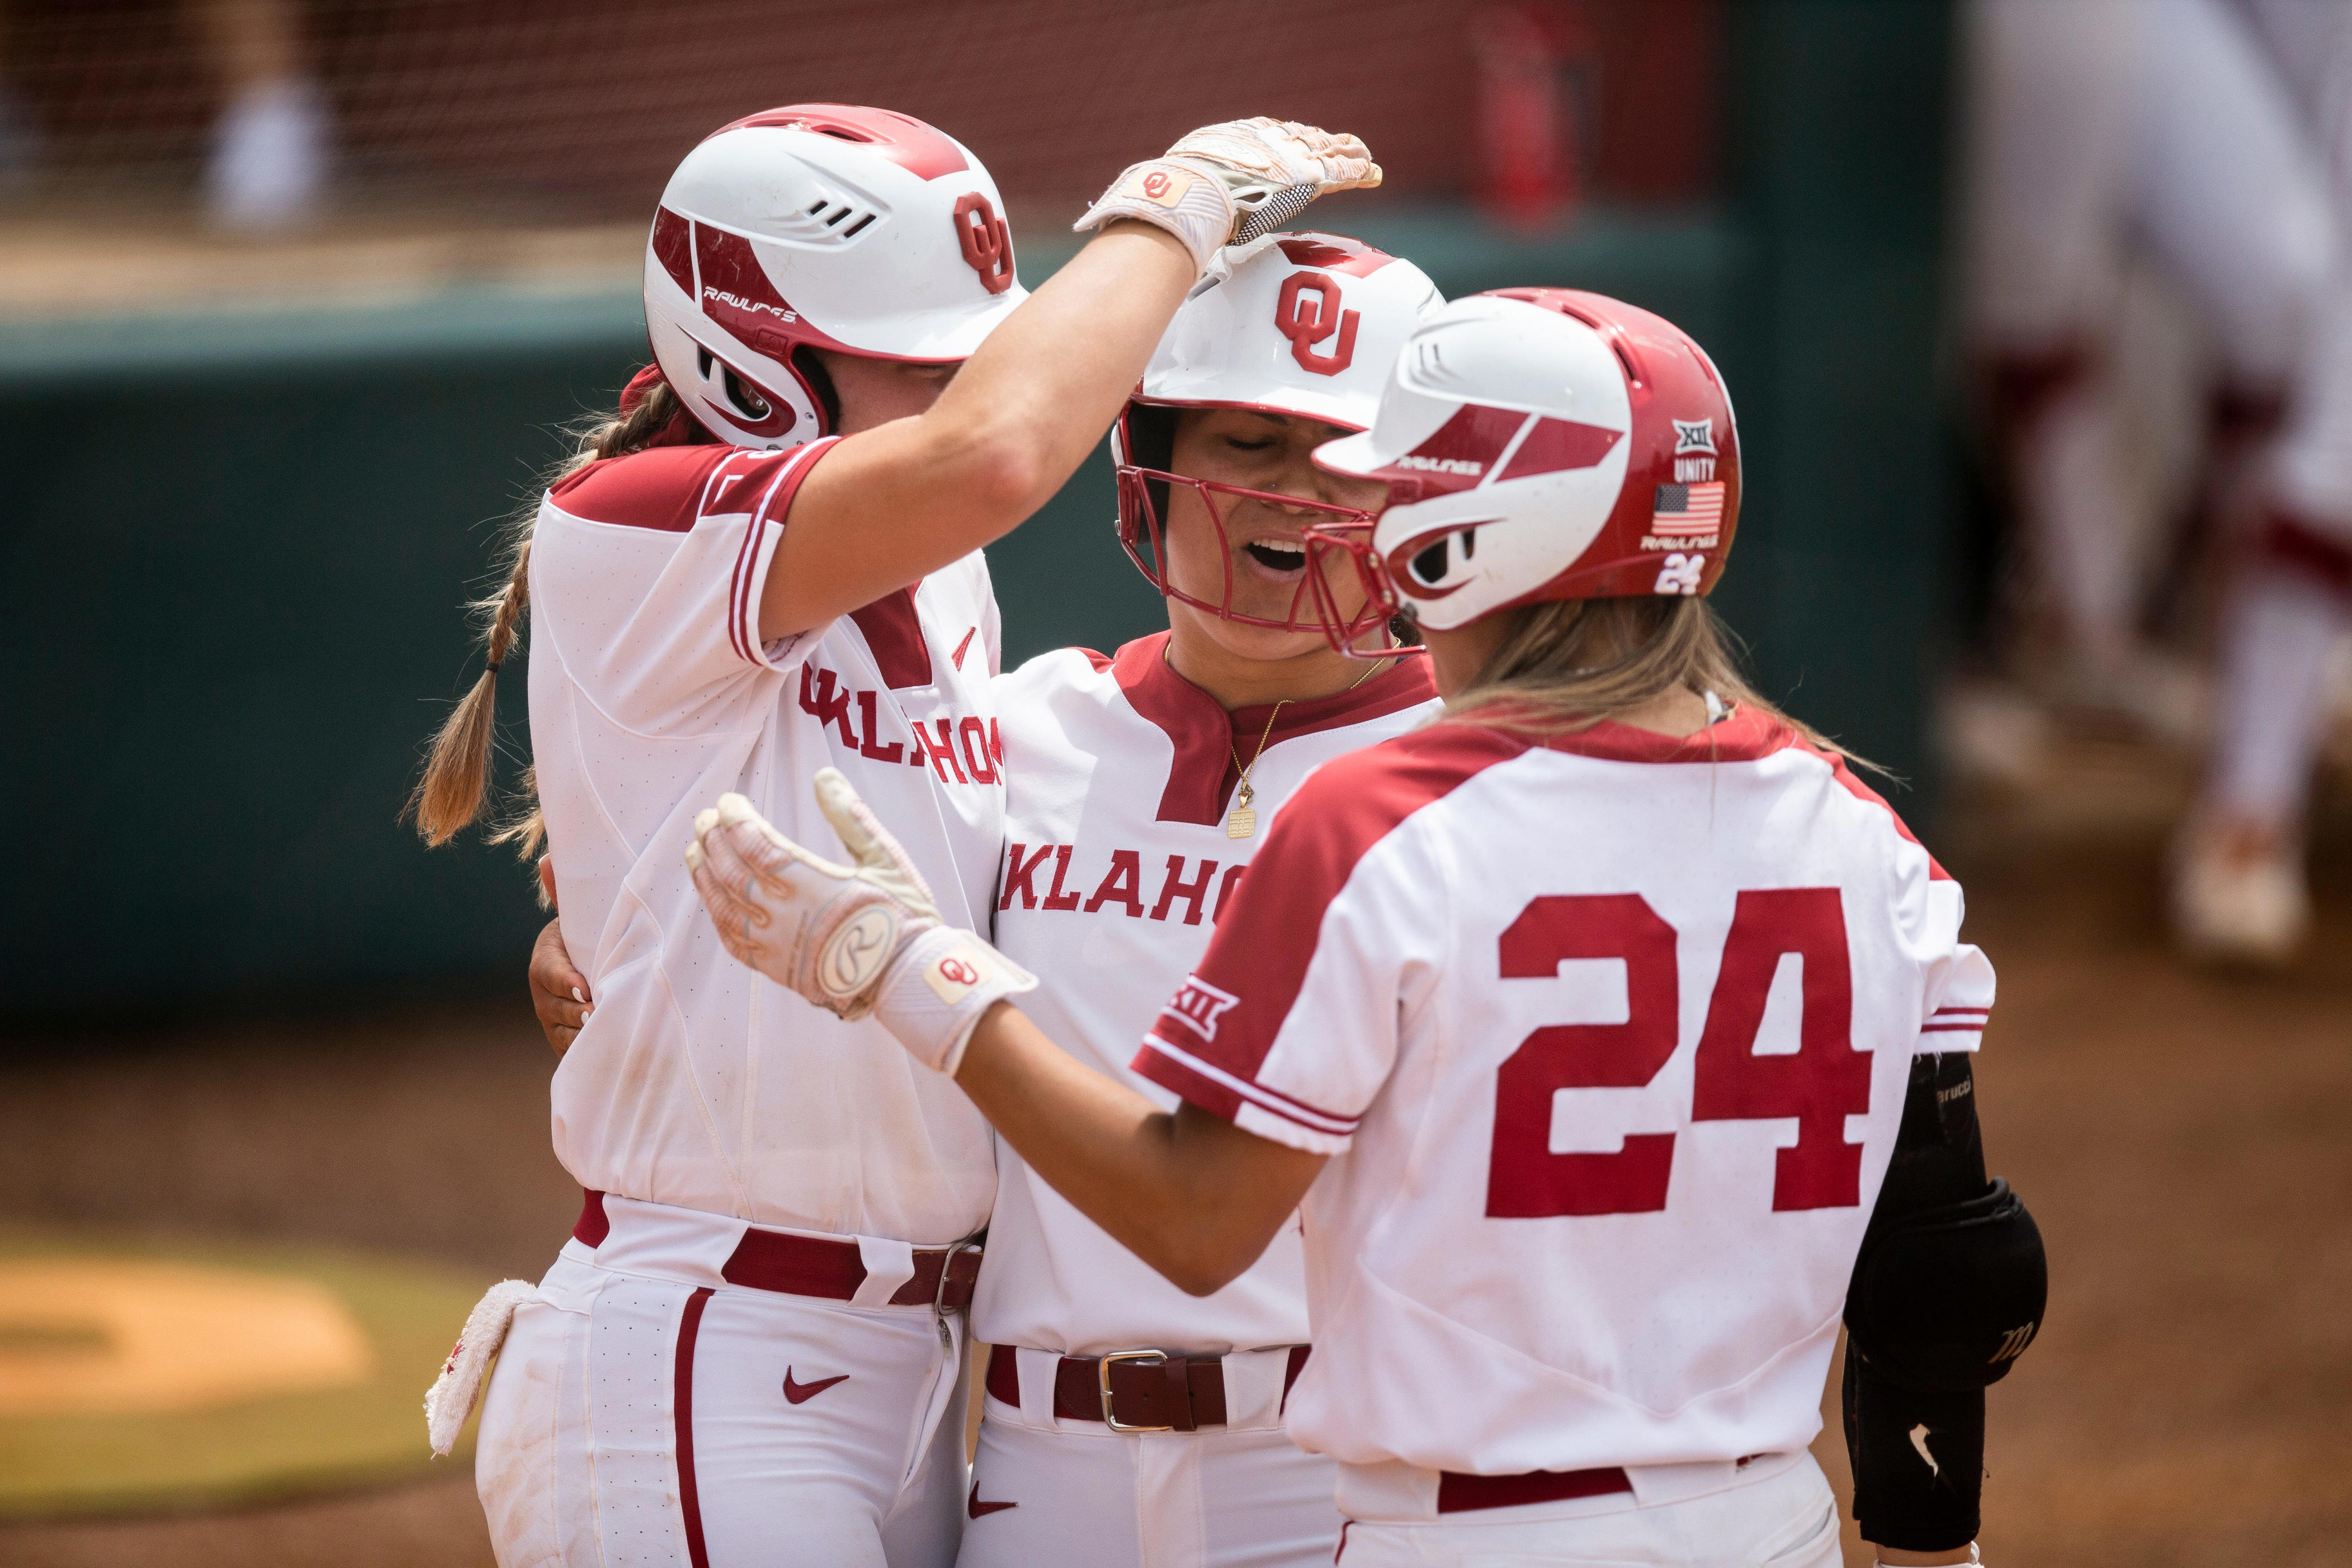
782;1367;849;1405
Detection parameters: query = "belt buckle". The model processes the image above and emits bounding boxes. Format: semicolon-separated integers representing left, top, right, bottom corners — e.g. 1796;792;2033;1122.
1098;1349;1173;1432
932;1237;976;1316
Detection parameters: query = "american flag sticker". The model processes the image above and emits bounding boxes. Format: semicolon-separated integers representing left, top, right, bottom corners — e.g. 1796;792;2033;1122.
1651;481;1726;537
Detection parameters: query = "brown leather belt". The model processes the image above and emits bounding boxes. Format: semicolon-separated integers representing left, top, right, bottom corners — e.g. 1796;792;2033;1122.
986;1342;1310;1433
1436;1466;1633;1513
573;1189;982;1310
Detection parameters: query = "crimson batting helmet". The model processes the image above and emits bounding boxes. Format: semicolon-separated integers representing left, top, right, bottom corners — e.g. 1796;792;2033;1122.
1305;289;1740;649
644;104;1027;449
1112;231;1443;630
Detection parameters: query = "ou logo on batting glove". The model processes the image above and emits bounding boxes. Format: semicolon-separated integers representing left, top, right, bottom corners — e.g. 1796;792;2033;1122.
1276;271;1359;377
937;956;981;987
953;193;1016;296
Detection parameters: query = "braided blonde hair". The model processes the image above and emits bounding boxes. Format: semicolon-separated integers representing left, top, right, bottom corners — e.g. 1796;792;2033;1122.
409;378;705;852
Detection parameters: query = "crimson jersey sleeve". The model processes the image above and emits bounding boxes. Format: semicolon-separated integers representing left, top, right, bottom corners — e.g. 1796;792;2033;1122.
1134;726;1528;1155
531;438;836;734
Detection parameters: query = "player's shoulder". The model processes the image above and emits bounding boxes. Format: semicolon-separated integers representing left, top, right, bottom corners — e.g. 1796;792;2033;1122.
1269;720;1541;865
1769;727;1952;884
546;441;803;533
1305;718;1533;797
995;643;1118;701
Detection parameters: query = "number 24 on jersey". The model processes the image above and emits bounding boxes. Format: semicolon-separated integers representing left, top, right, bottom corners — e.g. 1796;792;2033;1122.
1487;887;1870;1219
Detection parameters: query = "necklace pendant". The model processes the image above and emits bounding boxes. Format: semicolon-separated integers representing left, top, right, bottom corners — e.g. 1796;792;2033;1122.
1226;805;1256;839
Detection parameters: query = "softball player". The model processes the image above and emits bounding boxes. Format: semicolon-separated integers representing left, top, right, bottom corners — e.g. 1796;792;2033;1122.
964;233;1443;1568
413;106;1379;1568
535;232;1448;1567
687;290;2048;1565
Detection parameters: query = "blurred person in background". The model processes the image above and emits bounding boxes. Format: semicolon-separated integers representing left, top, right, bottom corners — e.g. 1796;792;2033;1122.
537;230;1446;1568
1968;0;2352;965
412;106;1377;1567
0;0;327;226
195;0;328;227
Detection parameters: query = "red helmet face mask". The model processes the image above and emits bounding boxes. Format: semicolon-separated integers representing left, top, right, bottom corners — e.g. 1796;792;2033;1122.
1114;427;1380;636
1109;232;1446;646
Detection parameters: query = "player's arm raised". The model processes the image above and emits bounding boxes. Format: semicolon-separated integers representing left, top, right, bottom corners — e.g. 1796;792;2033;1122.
685;776;1319;1294
759;118;1380;639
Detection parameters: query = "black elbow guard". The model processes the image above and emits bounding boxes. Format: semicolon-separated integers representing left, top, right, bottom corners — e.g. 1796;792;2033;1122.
1846;1177;2046;1391
1843;1174;2046;1550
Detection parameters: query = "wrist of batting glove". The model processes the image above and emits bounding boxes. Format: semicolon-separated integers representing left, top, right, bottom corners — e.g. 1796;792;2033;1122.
1075;117;1381;272
867;925;1037;1076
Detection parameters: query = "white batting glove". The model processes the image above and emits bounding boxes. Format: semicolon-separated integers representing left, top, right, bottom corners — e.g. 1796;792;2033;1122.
1076;117;1382;272
686;769;1036;1075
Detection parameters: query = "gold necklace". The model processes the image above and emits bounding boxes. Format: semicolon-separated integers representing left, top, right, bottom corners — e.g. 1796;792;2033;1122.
1225;659;1391;839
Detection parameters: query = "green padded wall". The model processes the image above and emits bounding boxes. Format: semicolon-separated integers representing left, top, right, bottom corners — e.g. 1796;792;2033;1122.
0;0;1953;1019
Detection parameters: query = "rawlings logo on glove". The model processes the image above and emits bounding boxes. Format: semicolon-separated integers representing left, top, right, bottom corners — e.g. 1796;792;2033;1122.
687;769;1037;1073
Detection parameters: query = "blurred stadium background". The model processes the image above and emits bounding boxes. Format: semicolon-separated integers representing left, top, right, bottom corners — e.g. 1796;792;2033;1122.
0;1;2345;1564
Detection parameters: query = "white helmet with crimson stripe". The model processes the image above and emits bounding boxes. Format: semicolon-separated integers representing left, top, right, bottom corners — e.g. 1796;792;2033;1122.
1309;288;1741;639
644;103;1028;449
1112;231;1443;629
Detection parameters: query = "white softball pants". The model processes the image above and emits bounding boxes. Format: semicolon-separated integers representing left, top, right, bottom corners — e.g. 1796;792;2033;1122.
955;1386;1342;1568
1332;1452;1841;1568
475;1236;967;1568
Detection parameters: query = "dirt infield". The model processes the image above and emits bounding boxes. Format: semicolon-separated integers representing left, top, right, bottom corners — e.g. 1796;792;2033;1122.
1;819;2346;1566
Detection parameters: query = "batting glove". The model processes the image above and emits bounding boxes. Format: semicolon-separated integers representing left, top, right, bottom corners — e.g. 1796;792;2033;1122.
686;769;1036;1075
1075;117;1381;273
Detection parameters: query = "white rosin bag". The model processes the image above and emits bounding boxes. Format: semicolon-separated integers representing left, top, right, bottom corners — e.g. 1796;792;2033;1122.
424;1279;540;1456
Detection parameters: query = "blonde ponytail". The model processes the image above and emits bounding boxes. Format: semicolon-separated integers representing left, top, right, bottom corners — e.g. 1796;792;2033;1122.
409;374;706;851
410;537;532;846
1447;596;1874;771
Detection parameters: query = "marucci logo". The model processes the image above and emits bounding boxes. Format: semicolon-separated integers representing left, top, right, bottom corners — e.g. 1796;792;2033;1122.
1394;455;1482;475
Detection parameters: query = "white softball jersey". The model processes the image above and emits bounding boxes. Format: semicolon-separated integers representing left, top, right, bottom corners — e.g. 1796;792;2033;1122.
526;438;1004;1244
977;633;1441;1357
1134;710;1997;1492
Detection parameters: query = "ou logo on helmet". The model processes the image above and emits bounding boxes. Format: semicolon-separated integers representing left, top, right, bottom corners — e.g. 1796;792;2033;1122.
953;193;1016;296
1276;271;1359;377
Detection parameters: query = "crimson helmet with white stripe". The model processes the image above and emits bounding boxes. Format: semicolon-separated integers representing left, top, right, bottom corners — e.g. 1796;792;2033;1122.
1111;232;1443;629
1308;288;1740;639
644;104;1028;449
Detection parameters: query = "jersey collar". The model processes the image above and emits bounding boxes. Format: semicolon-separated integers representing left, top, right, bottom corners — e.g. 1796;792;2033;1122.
1111;631;1440;826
